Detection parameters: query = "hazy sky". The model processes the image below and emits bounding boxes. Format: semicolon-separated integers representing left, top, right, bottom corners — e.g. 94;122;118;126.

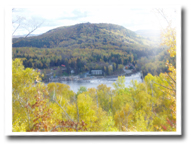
12;6;177;35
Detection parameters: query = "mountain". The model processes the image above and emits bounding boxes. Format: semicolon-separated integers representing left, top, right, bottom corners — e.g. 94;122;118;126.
12;23;159;49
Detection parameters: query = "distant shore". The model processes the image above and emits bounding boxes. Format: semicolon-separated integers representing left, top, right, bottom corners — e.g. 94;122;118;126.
44;70;141;83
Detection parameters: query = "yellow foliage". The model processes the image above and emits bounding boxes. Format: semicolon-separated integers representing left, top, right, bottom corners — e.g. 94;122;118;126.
12;22;177;133
161;24;176;57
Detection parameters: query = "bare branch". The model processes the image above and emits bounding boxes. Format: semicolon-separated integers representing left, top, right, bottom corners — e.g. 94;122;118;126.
156;86;176;97
153;82;176;92
167;72;176;84
12;23;21;36
53;100;74;122
159;76;176;92
12;21;44;45
12;9;44;44
155;8;170;25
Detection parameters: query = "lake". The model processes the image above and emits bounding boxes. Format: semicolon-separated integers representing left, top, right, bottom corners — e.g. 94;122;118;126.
60;72;143;93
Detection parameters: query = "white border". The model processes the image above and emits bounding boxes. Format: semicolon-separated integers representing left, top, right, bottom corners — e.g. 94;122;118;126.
176;7;182;136
5;6;182;136
5;7;12;136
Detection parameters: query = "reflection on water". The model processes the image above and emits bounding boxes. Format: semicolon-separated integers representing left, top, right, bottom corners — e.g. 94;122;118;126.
61;72;143;93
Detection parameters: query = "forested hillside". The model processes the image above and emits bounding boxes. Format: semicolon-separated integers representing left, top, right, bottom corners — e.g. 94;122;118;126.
12;23;174;77
13;23;158;48
12;15;177;132
12;22;176;131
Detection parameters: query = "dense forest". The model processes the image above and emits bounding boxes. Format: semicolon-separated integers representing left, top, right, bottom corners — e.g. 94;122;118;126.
12;23;175;77
12;46;171;76
12;22;176;132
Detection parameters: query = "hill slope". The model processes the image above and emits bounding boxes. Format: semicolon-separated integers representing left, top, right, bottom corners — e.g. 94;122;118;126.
13;23;159;49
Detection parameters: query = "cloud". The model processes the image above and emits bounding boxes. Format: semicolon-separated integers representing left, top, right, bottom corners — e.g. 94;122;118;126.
12;7;177;35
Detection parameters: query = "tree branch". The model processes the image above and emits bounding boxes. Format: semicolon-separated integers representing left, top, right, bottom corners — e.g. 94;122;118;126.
167;73;176;84
159;76;176;92
12;23;21;36
12;21;44;45
155;8;170;25
53;100;74;122
153;82;176;92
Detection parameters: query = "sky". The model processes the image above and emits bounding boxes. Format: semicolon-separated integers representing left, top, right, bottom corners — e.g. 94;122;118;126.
12;6;177;35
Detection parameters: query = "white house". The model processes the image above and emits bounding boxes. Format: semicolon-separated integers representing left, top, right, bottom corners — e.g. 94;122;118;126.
91;70;102;75
71;70;75;74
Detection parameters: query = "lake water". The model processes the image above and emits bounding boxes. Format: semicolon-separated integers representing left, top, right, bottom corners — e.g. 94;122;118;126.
61;72;143;93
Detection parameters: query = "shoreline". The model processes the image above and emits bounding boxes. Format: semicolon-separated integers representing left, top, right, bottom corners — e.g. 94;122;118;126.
43;70;142;83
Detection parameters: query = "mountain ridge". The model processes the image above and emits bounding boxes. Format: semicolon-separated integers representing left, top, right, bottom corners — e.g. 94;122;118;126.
12;22;159;49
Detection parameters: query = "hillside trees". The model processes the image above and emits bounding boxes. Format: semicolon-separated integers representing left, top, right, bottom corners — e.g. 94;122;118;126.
12;59;52;131
12;15;177;132
12;59;119;132
112;19;177;131
12;33;176;132
13;45;169;77
13;23;152;48
12;21;172;76
12;59;81;132
13;47;138;76
111;70;176;131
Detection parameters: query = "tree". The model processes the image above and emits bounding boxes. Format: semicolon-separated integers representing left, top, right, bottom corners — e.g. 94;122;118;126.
12;58;51;131
76;86;87;96
112;76;125;91
12;8;44;44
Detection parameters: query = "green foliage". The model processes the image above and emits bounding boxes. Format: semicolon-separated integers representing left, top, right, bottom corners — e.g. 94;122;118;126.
77;86;87;96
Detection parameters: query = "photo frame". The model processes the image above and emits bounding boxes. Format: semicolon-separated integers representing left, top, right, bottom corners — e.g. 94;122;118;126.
5;4;182;136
